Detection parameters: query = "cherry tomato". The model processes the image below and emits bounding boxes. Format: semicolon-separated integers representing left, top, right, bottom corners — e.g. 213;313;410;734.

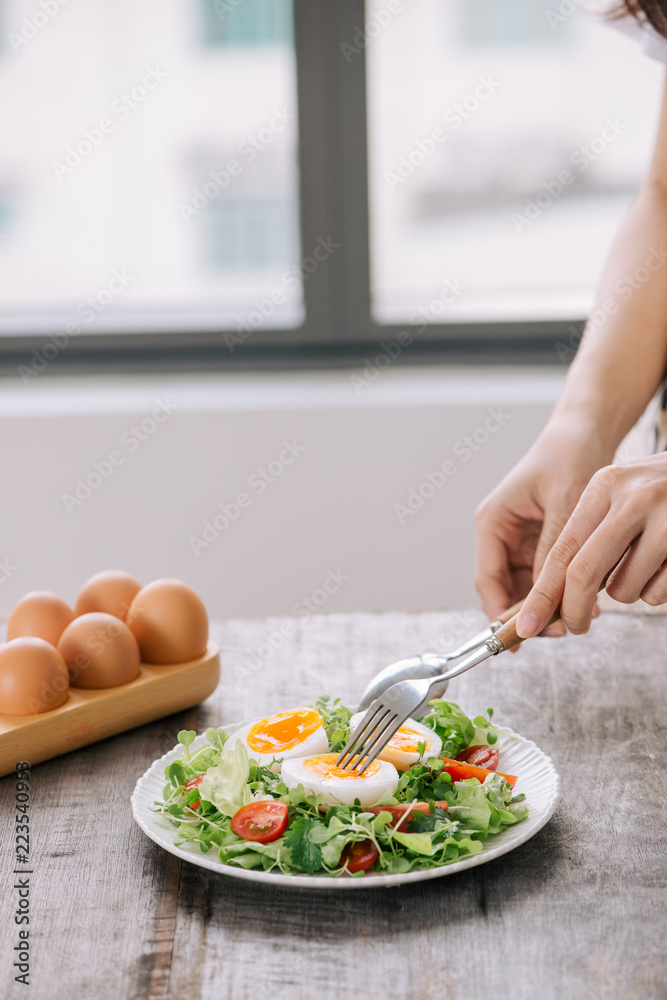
231;801;289;843
440;757;517;789
365;801;448;832
184;774;203;809
456;745;499;771
341;839;379;873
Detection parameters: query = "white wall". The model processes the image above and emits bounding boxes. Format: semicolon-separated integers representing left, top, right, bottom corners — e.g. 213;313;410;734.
0;365;564;620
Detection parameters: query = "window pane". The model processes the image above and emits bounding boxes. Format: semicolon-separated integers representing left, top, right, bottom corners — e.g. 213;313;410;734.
367;0;664;323
0;0;301;335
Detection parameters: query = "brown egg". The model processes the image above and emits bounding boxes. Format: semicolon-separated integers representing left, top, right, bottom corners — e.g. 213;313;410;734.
75;570;142;621
8;591;75;647
58;612;141;689
0;638;70;715
127;578;209;664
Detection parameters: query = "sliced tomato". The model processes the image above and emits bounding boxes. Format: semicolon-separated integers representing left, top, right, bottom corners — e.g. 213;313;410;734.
455;745;499;771
184;774;203;809
341;839;379;873
366;801;448;832
440;757;517;789
231;801;289;843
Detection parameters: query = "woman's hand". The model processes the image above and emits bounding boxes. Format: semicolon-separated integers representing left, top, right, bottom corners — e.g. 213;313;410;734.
515;452;667;638
474;415;613;627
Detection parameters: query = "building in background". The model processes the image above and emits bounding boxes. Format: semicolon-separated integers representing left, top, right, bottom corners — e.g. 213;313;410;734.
0;0;662;335
0;0;301;333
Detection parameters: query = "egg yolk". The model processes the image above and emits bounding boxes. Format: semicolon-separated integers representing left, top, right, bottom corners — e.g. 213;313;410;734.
386;727;429;753
247;708;323;754
304;753;381;780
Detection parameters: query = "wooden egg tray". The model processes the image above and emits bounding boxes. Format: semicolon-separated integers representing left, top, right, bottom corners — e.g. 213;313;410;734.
0;641;220;777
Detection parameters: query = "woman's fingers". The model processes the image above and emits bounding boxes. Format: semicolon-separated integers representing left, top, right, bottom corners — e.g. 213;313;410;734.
641;561;667;605
532;512;571;638
515;476;612;636
519;522;636;637
541;622;567;637
558;522;639;632
474;514;516;620
604;530;667;604
532;507;573;580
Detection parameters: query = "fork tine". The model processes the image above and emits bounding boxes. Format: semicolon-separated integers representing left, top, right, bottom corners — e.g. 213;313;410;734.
357;707;414;775
349;710;398;770
336;703;388;768
336;706;389;769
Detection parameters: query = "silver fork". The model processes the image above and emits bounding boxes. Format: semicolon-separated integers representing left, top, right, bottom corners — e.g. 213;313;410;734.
356;599;524;711
336;603;560;774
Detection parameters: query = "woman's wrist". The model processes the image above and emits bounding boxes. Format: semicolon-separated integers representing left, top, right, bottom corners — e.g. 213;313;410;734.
535;406;619;468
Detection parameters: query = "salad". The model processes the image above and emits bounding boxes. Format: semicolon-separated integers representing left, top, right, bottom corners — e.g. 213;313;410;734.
154;697;528;878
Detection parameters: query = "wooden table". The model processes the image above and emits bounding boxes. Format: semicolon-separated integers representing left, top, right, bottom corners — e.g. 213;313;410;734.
1;610;666;1000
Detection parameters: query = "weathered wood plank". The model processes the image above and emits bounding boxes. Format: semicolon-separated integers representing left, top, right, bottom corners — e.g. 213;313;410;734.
1;611;666;1000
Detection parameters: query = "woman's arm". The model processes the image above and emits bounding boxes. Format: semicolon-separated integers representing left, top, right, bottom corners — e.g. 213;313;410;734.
510;72;667;638
550;71;667;453
475;71;667;626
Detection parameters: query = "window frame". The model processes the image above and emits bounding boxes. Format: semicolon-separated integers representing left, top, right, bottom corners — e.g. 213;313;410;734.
0;0;582;374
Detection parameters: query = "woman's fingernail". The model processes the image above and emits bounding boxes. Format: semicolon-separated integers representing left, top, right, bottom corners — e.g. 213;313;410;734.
542;625;565;638
516;611;540;638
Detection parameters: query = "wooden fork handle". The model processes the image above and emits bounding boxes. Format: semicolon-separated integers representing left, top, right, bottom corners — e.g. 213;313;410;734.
493;607;562;652
495;599;525;625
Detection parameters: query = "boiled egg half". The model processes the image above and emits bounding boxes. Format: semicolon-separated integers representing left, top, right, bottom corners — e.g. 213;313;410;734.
348;713;442;770
224;707;329;770
281;753;399;807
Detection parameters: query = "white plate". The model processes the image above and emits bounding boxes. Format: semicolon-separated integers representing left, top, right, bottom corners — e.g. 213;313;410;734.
131;721;560;889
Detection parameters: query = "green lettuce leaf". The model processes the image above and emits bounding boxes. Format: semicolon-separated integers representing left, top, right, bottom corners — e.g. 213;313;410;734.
419;700;475;753
447;779;494;831
392;832;438;856
198;742;252;817
321;833;349;868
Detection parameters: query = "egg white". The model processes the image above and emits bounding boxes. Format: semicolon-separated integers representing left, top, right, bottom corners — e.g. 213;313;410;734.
281;753;399;807
223;708;329;770
348;713;442;771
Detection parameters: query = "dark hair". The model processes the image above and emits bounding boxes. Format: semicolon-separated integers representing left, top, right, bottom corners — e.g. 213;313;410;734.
619;1;667;37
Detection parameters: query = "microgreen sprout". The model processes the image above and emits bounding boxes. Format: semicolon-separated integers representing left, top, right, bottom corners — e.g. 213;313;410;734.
177;730;197;759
